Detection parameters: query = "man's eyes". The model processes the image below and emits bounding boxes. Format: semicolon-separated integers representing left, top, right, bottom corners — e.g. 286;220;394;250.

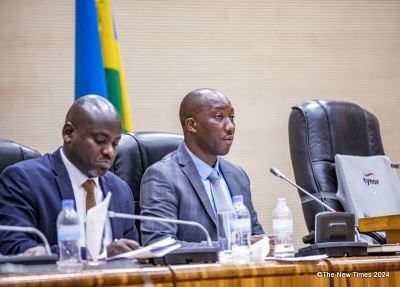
214;114;235;120
95;138;119;148
95;138;106;143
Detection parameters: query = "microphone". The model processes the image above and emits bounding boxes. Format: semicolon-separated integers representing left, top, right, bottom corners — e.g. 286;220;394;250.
107;211;213;248
269;167;364;248
107;212;218;265
270;167;337;213
0;225;52;255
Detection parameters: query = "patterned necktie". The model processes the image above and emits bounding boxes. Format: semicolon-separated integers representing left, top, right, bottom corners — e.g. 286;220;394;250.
208;169;231;214
83;179;96;213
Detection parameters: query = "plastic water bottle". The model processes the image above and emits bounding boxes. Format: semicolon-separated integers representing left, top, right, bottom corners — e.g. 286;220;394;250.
272;198;295;258
230;195;252;263
57;199;82;271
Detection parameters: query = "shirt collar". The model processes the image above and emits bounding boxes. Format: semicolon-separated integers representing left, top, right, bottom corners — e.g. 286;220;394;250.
60;148;99;188
184;143;221;180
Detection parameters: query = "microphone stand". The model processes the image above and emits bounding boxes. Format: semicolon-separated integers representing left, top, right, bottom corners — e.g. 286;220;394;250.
270;168;364;241
0;225;52;255
270;167;337;213
107;211;214;248
269;167;367;257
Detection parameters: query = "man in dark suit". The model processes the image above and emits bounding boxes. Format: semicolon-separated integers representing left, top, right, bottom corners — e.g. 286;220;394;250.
140;88;266;247
0;95;139;256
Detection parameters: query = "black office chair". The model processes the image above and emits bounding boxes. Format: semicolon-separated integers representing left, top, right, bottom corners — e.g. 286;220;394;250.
288;100;386;243
111;132;184;244
0;139;41;174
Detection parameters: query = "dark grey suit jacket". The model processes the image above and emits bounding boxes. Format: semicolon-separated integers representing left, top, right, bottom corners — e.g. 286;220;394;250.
140;143;264;247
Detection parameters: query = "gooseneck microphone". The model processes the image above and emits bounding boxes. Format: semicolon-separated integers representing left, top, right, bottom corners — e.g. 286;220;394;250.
107;211;213;248
269;167;337;213
0;225;52;255
269;167;362;244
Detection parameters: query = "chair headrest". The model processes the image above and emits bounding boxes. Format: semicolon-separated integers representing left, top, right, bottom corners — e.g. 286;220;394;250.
111;132;184;201
292;100;384;157
0;139;41;175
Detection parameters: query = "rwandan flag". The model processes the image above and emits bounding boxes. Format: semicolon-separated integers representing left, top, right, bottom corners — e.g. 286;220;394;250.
75;0;133;133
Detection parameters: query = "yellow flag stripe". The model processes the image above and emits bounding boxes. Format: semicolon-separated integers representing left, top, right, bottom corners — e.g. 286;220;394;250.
96;0;133;132
116;41;133;132
96;0;119;70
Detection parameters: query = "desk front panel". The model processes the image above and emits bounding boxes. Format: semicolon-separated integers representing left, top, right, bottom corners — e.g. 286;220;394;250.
1;256;400;287
170;260;330;287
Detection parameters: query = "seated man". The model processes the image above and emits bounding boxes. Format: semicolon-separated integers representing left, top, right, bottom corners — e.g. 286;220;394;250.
0;95;139;256
140;88;265;247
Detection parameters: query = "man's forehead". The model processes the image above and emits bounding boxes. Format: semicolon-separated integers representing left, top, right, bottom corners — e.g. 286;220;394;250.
203;96;233;110
79;114;121;133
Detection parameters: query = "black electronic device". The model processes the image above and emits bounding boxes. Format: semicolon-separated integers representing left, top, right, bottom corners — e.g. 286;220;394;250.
108;212;218;264
296;242;368;257
315;212;355;243
151;247;218;265
0;254;58;266
270;167;368;257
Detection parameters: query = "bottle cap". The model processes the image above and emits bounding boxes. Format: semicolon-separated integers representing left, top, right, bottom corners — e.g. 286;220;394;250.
232;195;244;204
276;198;286;205
62;199;75;209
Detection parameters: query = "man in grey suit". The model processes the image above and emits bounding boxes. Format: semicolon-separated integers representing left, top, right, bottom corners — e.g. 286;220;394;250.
140;88;266;247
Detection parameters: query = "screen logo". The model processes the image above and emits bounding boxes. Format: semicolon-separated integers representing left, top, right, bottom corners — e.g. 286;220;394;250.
362;173;379;185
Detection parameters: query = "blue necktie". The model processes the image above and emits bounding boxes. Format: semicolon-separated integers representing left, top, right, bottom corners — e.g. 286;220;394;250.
208;169;231;214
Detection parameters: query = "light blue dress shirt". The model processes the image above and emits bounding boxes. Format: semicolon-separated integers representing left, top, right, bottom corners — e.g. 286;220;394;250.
184;144;233;214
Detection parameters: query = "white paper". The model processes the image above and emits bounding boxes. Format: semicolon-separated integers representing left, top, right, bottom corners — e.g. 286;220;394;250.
251;236;270;262
265;254;328;261
86;192;112;263
136;243;181;259
107;236;180;261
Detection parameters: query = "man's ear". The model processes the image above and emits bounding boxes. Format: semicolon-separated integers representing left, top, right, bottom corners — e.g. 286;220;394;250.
62;122;75;144
185;118;197;134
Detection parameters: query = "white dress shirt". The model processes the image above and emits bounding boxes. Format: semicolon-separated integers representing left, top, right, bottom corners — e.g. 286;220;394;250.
60;148;112;256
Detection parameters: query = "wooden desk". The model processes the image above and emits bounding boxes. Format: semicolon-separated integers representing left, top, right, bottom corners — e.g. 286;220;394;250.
171;259;329;287
0;265;173;287
1;256;400;287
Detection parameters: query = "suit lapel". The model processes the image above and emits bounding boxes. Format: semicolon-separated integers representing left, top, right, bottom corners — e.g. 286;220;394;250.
220;159;241;197
51;149;122;238
177;143;217;226
100;176;121;238
51;148;75;200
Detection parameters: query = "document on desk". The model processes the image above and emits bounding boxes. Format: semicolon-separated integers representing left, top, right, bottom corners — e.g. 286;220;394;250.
106;237;181;261
265;254;328;261
367;244;400;253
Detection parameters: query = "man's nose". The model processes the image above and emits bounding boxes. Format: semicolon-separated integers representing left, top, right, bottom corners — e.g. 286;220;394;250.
102;143;116;156
224;118;235;133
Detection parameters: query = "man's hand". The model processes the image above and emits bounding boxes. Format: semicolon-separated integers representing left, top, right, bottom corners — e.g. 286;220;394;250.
23;246;46;256
107;238;139;257
251;234;275;257
266;234;275;257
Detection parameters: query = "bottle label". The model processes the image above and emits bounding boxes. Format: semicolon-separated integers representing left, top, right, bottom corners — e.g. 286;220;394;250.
230;219;251;233
58;225;80;241
272;219;293;233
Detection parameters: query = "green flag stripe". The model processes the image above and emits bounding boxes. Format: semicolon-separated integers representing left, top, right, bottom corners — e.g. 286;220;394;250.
104;68;126;133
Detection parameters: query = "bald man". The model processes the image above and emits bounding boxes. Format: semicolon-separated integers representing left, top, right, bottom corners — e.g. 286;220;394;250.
140;89;265;247
0;95;139;256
